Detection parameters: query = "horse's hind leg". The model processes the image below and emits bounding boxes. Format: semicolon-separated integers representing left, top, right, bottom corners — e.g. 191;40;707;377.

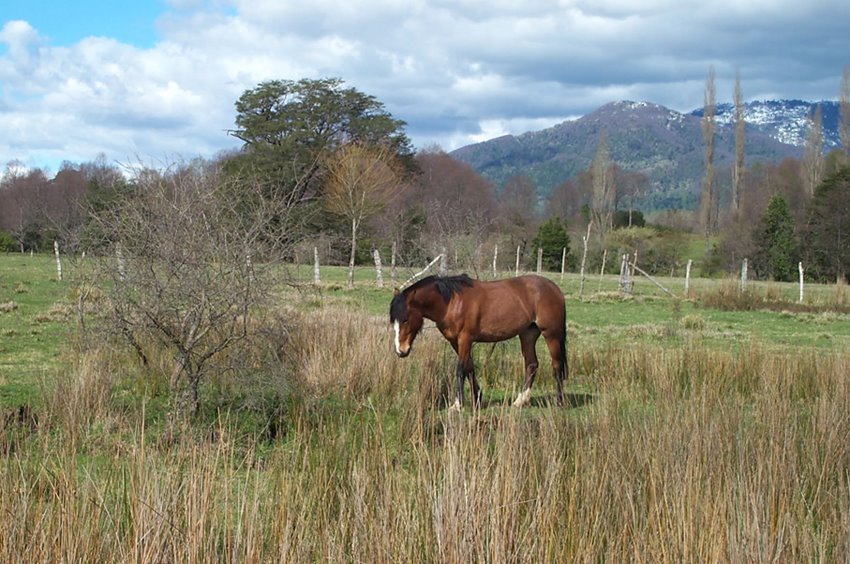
543;329;567;407
514;326;540;407
450;360;465;411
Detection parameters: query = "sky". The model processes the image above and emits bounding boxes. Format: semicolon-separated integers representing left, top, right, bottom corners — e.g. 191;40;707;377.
2;0;849;175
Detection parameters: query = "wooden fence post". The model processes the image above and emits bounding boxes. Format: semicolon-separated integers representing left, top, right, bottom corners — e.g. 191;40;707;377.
439;248;447;276
492;244;498;279
313;246;321;286
684;259;692;297
741;258;748;292
560;247;567;282
619;253;632;295
598;248;608;292
391;241;397;287
579;222;591;297
798;262;804;303
54;240;62;282
515;245;521;276
536;248;543;274
373;249;384;288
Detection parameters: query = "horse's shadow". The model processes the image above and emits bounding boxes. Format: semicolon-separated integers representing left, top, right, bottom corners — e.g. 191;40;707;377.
528;391;594;409
455;391;594;411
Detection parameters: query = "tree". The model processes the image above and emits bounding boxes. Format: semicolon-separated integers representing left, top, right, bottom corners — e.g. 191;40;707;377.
546;177;584;224
531;217;572;271
590;131;615;240
801;104;824;198
89;159;299;426
754;195;797;281
803;165;850;282
322;142;402;289
228;78;412;204
732;70;746;213
409;149;495;250
497;174;539;254
700;65;717;247
840;66;850;164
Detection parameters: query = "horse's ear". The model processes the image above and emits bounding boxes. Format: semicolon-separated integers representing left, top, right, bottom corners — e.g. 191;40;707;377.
393;287;401;296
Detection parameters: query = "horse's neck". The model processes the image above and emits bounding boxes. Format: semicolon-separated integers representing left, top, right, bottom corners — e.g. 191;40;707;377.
418;289;447;323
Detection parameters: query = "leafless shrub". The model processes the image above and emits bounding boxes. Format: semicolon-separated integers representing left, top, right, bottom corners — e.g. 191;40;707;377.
86;159;302;425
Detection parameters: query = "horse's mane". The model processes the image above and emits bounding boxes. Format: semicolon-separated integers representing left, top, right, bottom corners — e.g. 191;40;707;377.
390;274;474;322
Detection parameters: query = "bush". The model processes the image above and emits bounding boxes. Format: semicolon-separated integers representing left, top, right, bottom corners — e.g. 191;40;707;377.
0;230;14;252
531;217;573;271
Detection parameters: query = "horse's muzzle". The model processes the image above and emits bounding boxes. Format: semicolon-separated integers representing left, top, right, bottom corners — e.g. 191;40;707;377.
396;348;411;358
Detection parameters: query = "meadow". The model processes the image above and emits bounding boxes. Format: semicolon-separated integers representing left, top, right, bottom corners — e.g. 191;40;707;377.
1;253;850;561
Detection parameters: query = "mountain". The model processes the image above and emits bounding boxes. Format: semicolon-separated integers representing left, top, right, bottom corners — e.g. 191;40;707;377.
450;100;840;211
706;99;841;148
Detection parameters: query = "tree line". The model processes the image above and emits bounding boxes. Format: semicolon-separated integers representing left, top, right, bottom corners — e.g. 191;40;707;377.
1;75;850;283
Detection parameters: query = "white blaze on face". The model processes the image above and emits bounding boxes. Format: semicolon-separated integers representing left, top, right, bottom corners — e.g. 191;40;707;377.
394;321;402;355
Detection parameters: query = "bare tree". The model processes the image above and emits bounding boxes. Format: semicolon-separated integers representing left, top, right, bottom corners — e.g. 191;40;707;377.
322;142;402;289
802;104;824;197
89;159;298;426
840;66;850;163
732;70;746;213
700;65;717;247
591;131;616;240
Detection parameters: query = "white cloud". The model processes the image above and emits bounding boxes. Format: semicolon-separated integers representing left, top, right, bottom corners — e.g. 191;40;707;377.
1;0;849;171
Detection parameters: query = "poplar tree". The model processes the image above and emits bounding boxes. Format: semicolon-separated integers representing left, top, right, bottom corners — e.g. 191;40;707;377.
699;66;717;247
732;71;745;213
802;104;824;197
591;131;615;240
839;66;850;163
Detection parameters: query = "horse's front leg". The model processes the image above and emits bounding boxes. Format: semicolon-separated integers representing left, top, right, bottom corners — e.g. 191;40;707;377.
449;359;465;412
450;339;479;411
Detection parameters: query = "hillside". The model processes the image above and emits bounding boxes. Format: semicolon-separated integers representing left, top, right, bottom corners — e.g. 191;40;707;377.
451;100;840;210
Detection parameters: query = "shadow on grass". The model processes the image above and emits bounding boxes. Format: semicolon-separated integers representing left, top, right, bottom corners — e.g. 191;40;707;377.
528;391;594;409
452;391;594;411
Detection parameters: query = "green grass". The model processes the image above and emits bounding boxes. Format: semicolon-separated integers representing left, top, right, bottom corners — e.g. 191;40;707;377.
3;254;848;411
3;254;850;560
0;254;72;407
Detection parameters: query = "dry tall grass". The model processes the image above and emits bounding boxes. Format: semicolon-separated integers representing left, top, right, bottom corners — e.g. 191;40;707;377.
1;307;849;561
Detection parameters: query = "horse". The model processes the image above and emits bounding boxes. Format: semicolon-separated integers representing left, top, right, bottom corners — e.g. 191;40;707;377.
389;274;568;409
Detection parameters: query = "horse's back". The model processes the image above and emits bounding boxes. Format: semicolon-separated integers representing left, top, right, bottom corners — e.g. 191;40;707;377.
471;275;565;334
517;275;565;327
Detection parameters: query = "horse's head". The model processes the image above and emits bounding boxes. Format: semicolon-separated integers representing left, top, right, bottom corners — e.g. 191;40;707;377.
389;288;423;358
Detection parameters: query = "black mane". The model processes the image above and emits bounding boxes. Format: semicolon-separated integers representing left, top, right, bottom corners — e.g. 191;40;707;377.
389;274;474;322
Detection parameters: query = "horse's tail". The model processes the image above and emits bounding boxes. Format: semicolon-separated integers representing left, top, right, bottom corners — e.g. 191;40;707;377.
560;301;568;379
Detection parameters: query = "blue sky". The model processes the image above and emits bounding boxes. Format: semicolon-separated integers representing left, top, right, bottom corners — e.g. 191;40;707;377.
3;0;161;49
2;0;849;176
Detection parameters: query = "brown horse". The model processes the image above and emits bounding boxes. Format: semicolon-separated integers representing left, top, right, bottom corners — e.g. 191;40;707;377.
390;274;568;409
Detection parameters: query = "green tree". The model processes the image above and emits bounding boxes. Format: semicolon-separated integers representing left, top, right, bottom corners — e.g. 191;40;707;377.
531;217;572;271
803;166;850;282
227;78;412;204
754;195;797;281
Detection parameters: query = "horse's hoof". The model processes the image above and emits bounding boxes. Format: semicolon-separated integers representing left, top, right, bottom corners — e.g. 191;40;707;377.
513;389;531;407
448;399;462;412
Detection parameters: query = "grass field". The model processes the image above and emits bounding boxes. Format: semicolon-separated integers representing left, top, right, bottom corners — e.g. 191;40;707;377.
1;253;850;561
